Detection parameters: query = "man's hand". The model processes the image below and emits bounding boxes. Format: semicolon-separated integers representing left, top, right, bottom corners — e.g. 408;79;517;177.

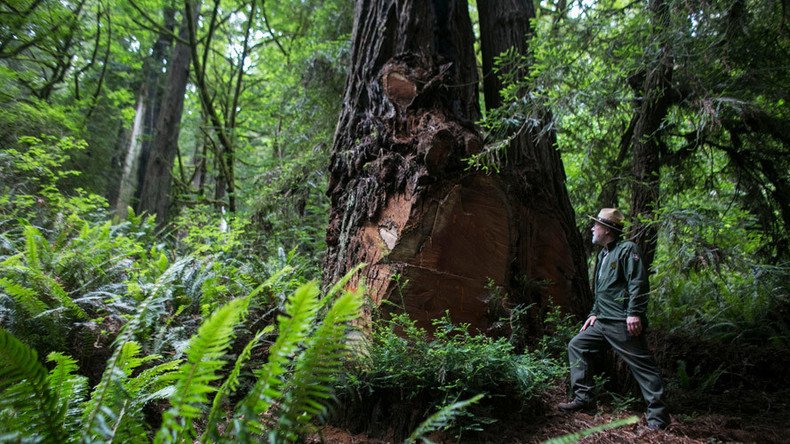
580;315;597;332
627;316;643;336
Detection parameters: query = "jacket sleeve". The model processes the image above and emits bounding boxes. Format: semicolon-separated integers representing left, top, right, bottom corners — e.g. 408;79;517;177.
623;243;649;317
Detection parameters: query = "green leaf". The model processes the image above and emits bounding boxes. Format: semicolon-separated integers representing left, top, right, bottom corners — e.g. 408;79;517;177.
406;394;485;444
274;284;363;441
542;416;639;444
233;281;321;439
0;328;68;443
155;296;250;443
0;277;48;316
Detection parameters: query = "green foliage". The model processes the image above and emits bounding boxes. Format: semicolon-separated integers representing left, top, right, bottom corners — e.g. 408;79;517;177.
156;297;249;443
0;135;107;223
0;275;364;443
543;415;639;444
0;327;68;443
344;313;565;406
649;205;790;343
405;394;485;444
674;360;725;394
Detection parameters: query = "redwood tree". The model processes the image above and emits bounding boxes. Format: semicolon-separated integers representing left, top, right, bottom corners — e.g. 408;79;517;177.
138;1;198;226
325;0;591;332
628;0;674;270
478;0;592;322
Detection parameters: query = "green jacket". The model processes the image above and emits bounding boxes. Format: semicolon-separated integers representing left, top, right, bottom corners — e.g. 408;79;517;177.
589;239;649;321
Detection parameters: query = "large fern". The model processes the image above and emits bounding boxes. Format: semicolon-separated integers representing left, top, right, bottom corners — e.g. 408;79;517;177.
201;328;267;442
232;282;321;440
405;394;485;444
273;286;363;442
79;258;189;442
30;225;86;318
80;341;151;443
0;276;47;316
46;352;89;438
0;327;68;443
154;296;250;443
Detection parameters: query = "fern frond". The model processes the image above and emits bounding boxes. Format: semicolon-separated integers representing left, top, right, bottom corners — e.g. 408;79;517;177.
0;277;48;316
321;263;365;308
18;224;88;319
47;352;89;436
154;296;249;444
125;359;181;404
405;394;485;444
42;273;87;318
542;416;639;444
232;282;320;439
80;341;145;442
79;255;182;444
273;287;363;442
202;328;266;442
23;225;43;274
0;327;68;443
246;265;294;305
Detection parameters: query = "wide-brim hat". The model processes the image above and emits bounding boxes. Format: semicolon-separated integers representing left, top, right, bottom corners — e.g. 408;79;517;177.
589;208;625;232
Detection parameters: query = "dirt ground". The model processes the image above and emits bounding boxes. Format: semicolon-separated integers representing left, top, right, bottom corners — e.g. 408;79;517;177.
310;384;790;443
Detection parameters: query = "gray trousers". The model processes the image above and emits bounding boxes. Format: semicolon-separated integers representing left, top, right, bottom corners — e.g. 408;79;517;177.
568;319;669;427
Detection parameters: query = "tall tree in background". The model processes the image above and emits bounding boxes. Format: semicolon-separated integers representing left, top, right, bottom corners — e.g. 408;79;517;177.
478;0;593;322
185;0;258;213
627;0;673;270
325;0;590;332
115;5;176;215
138;1;199;226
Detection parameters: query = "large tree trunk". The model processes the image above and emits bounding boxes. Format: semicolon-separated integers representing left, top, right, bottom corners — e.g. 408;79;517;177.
477;0;533;111
325;0;589;333
113;6;176;217
106;6;174;212
477;0;593;323
138;2;197;226
628;0;673;270
131;7;177;210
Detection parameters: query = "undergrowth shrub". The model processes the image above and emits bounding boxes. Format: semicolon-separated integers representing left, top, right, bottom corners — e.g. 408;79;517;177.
0;134;317;386
342;313;565;406
650;207;790;345
333;313;566;441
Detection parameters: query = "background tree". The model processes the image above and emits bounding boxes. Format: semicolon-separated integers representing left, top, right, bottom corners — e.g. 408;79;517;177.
138;1;199;226
114;4;176;215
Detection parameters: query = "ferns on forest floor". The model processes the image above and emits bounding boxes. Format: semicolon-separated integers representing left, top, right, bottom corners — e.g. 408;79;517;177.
0;275;363;443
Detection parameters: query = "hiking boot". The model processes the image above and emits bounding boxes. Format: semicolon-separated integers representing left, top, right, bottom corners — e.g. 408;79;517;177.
558;399;596;413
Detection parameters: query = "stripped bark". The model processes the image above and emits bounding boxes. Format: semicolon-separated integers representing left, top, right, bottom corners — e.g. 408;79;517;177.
325;0;589;332
478;0;593;322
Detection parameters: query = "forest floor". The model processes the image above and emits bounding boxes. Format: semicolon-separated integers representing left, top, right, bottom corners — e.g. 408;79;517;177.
312;383;790;443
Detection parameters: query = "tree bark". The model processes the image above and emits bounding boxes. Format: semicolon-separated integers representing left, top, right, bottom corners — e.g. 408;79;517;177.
477;0;534;111
138;2;198;226
114;6;176;216
325;0;589;332
478;0;592;322
132;6;177;208
628;0;674;270
325;0;489;330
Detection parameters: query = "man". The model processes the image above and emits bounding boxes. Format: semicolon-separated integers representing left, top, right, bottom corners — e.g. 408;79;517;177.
558;208;669;430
